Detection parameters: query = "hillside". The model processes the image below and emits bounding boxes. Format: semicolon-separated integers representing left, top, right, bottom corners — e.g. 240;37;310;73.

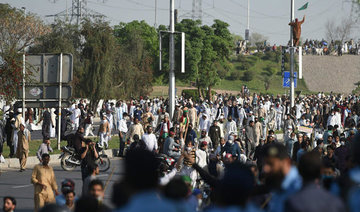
152;52;312;96
302;55;360;94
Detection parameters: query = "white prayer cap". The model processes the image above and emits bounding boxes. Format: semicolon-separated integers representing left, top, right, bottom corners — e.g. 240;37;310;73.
316;134;323;140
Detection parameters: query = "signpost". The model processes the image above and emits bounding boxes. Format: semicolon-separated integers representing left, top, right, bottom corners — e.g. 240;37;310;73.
18;53;73;150
283;71;297;88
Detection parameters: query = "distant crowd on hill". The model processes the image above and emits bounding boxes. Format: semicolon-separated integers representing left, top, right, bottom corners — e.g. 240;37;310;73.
301;39;360;56
236;39;360;56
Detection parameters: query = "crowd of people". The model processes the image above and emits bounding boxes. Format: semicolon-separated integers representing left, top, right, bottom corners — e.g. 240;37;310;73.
2;91;360;211
301;39;360;56
236;38;360;56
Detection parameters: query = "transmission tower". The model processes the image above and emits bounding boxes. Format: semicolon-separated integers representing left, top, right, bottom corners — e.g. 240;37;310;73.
46;0;105;25
191;0;202;21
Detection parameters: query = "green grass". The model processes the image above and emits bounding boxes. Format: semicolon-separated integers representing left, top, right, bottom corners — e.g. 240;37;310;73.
152;52;315;96
1;136;120;158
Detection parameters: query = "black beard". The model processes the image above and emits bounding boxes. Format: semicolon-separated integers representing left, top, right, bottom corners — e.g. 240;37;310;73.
264;171;285;190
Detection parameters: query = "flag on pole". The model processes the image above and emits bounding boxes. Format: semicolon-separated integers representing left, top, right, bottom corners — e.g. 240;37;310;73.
298;2;309;10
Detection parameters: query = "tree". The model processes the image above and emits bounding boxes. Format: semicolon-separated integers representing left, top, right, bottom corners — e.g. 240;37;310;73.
262;64;277;91
0;4;49;54
172;19;232;100
29;20;84;96
112;21;156;99
325;18;354;42
250;32;268;50
80;19;116;111
198;26;219;100
0;4;48;101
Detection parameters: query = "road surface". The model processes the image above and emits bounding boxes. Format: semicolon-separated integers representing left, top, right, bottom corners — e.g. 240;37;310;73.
0;158;124;212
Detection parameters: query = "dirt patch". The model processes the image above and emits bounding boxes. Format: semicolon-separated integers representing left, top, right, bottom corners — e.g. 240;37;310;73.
302;55;360;94
151;86;241;97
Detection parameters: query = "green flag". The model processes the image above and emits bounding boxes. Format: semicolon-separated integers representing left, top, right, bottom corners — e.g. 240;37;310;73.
298;2;309;10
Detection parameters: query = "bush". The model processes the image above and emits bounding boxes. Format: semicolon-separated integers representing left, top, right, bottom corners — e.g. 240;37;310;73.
229;71;242;80
262;51;280;63
241;62;251;70
182;89;217;102
237;54;247;63
242;70;255;81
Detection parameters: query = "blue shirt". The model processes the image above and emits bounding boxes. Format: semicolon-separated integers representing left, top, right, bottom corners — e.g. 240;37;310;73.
134;109;142;121
267;166;302;212
114;191;186;212
206;204;262;212
296;149;306;164
348;167;360;212
56;194;79;206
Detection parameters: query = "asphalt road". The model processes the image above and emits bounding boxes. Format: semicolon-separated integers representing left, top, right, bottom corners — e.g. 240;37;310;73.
0;158;124;212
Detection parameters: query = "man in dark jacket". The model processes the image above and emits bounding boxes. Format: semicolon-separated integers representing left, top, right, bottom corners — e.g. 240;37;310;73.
245;121;255;160
185;123;197;146
209;120;221;149
5;112;14;157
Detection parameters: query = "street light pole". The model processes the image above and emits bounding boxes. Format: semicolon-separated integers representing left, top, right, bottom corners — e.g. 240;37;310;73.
290;0;295;107
245;0;250;45
169;0;176;119
21;7;26;120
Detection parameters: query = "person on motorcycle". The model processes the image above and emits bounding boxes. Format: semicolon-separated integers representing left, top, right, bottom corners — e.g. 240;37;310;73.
73;127;85;155
163;128;181;161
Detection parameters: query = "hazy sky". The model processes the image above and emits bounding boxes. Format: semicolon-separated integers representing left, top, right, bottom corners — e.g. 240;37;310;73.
2;0;359;44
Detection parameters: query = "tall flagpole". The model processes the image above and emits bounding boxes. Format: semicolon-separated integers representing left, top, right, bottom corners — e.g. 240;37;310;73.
169;0;176;119
290;0;295;107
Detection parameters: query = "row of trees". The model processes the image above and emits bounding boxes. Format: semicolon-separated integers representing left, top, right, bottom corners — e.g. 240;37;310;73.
0;3;235;106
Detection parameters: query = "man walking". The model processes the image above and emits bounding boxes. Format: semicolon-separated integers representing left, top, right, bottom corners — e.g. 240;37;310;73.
209;120;221;149
16;124;30;172
126;117;144;143
31;153;59;212
245;121;255;160
41;108;52;139
98;115;110;149
118;113;128;157
254;117;263;146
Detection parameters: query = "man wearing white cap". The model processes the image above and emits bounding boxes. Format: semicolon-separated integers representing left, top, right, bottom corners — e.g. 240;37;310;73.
238;105;247;128
198;113;210;133
267;105;276;131
188;104;197;129
218;116;225;138
225;116;237;140
275;102;283;130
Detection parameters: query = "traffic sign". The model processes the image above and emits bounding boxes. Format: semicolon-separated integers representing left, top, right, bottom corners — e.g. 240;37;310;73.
26;54;73;83
17;54;73;106
283;71;297;88
17;86;72;99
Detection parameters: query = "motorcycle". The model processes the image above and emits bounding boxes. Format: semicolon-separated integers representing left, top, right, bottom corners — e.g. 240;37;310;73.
59;142;110;172
156;154;176;173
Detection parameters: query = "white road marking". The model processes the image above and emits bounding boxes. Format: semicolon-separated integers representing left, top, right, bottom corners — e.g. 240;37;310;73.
12;184;33;189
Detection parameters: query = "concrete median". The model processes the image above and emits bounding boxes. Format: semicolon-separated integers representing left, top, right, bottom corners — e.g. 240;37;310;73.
0;149;118;170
